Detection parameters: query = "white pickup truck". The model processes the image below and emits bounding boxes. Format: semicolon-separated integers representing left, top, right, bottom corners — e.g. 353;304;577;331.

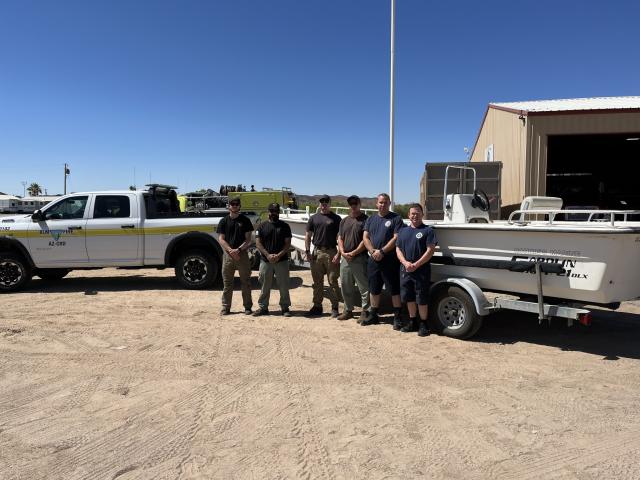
0;185;254;292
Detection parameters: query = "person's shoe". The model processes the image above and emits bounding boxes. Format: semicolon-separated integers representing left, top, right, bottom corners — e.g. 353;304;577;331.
337;311;353;321
401;318;416;333
253;308;269;317
243;308;253;315
282;308;292;317
306;306;323;317
220;308;231;316
393;315;404;331
357;311;368;324
361;313;379;326
331;308;340;318
418;321;430;337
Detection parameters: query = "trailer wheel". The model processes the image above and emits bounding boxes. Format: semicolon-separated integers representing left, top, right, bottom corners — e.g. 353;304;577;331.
0;253;32;293
175;250;218;289
432;286;482;339
37;269;70;281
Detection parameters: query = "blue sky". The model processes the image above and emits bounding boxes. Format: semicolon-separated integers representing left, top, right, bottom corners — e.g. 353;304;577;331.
1;0;638;203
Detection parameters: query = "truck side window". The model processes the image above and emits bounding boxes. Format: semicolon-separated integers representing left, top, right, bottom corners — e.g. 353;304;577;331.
94;195;131;219
45;196;89;220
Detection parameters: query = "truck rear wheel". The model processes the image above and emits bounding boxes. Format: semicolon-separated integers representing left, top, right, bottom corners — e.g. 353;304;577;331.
175;250;218;289
0;253;32;293
432;286;482;339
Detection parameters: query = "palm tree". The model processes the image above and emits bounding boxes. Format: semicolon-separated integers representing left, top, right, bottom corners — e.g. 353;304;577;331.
27;182;42;197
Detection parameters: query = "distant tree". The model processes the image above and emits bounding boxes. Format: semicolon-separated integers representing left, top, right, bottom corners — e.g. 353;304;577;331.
27;182;42;197
393;203;412;218
129;185;137;191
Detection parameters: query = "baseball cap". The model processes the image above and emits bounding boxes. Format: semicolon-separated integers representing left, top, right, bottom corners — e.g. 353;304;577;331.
347;195;360;205
268;202;280;212
319;195;331;203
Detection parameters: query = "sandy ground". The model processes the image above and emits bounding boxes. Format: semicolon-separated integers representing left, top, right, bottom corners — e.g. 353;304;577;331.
1;267;640;480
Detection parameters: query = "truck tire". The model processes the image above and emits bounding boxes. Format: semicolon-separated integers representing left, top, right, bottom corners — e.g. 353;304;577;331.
37;269;70;281
175;250;218;289
431;286;482;339
0;252;32;293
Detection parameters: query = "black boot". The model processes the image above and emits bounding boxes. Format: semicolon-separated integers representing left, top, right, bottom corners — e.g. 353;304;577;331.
393;314;403;331
401;317;417;333
361;308;379;326
418;321;430;337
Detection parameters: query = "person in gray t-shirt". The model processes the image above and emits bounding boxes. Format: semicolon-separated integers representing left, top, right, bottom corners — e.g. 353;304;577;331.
337;195;370;322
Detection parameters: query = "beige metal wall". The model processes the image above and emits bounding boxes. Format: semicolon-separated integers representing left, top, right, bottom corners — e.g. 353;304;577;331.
470;108;526;208
526;111;640;199
471;108;640;212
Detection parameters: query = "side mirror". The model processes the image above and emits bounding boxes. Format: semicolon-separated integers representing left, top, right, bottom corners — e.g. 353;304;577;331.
32;210;44;222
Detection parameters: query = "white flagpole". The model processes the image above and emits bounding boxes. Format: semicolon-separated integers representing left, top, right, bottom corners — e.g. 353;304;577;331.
389;0;396;210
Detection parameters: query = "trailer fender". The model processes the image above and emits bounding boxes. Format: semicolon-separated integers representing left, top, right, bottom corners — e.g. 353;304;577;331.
430;278;492;316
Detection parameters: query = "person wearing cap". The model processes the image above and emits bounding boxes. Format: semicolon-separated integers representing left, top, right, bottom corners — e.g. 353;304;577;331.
362;193;405;328
337;195;370;322
304;195;342;317
254;203;293;317
396;203;437;336
217;197;254;315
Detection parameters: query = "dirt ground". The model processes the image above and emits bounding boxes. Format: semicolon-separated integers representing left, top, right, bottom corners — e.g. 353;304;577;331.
1;267;640;480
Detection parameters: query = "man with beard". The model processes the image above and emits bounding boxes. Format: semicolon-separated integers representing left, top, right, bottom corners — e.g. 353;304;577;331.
254;203;293;317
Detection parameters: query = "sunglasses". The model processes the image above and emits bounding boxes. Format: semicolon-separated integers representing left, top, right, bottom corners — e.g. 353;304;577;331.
229;203;240;207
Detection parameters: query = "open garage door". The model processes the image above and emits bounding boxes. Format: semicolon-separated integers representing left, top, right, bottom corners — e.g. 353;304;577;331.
547;133;640;210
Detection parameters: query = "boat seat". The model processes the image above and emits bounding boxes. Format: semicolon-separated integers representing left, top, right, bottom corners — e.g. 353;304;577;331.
520;196;563;211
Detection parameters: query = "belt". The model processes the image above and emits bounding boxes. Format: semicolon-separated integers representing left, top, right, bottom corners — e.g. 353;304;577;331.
314;246;337;251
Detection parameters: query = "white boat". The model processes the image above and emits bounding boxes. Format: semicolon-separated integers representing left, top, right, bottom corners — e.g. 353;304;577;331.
281;168;640;308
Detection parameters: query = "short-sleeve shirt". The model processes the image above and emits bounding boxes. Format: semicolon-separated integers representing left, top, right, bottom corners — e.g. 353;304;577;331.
216;214;253;249
363;212;405;249
256;219;292;263
306;212;341;248
339;213;368;255
396;224;437;264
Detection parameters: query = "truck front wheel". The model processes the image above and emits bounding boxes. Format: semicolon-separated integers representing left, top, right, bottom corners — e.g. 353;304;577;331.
0;253;32;293
175;250;218;289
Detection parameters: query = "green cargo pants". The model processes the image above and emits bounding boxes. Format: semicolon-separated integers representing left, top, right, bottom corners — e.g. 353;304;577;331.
258;259;291;310
221;251;252;310
339;254;370;313
310;246;341;309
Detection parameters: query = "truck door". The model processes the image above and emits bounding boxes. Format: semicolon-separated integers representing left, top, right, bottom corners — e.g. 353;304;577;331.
27;195;89;267
85;194;142;265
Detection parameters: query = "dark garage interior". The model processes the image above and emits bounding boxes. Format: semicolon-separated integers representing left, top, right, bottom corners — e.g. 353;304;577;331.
547;133;640;210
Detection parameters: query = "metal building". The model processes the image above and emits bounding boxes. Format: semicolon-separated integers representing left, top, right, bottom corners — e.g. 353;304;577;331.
470;96;640;215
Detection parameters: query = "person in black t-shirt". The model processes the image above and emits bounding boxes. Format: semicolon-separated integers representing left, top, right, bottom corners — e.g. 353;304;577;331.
254;203;293;317
396;203;437;337
216;197;254;315
304;195;342;317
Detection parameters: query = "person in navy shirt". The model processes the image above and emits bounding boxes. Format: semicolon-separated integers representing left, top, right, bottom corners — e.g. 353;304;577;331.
362;193;405;328
396;203;437;337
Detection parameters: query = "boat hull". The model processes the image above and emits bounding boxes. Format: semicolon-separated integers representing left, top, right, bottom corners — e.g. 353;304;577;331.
283;215;640;305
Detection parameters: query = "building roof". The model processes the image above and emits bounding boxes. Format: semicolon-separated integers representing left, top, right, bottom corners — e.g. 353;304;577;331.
490;96;640;115
0;194;21;200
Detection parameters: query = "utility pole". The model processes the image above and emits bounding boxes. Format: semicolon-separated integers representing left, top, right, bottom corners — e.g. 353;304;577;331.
64;163;70;194
21;181;27;197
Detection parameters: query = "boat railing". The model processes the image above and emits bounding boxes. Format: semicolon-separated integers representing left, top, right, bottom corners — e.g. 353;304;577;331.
508;209;640;226
280;206;378;217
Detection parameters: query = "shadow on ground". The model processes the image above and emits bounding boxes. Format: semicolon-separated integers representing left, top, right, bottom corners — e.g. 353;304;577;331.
472;308;640;360
17;274;305;294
